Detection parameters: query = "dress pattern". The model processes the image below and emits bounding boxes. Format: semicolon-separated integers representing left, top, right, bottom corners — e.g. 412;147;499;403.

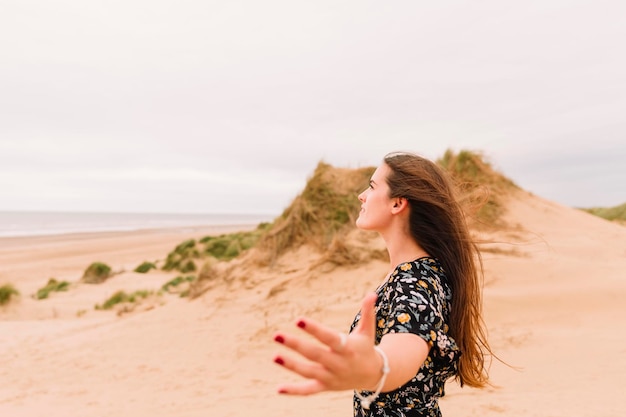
350;257;460;417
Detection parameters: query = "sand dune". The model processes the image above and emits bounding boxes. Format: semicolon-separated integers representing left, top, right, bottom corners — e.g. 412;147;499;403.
1;190;625;417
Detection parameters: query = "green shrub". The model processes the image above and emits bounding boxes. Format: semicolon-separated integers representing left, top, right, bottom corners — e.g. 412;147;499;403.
581;202;626;222
134;261;157;273
179;260;196;273
162;275;195;292
162;239;200;272
95;289;153;310
35;278;70;300
174;239;196;255
0;283;19;306
81;262;112;284
201;230;264;261
202;236;231;258
162;252;181;271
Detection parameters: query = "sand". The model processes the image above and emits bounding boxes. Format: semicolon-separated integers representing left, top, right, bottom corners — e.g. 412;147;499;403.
1;191;625;417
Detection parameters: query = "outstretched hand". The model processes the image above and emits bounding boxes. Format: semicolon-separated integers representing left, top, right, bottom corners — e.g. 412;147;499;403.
273;292;382;395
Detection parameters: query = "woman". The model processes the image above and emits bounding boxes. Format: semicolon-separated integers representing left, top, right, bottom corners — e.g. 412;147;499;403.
273;152;492;416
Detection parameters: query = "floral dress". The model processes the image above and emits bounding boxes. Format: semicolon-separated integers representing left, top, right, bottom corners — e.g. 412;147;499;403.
350;257;460;417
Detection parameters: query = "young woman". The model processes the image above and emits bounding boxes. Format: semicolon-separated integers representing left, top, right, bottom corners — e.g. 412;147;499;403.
272;152;492;416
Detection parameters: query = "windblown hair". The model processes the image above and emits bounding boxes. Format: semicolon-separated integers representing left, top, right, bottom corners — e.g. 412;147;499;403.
384;151;491;388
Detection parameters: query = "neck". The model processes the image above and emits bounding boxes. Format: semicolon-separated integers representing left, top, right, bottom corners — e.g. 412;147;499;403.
380;230;429;271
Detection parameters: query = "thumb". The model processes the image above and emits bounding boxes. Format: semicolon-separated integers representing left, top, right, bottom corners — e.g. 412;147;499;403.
354;292;378;341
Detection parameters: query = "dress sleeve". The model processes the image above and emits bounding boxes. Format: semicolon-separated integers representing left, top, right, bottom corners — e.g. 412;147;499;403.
378;262;446;347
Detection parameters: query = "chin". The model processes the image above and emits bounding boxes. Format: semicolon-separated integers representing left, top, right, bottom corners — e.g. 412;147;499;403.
355;217;370;231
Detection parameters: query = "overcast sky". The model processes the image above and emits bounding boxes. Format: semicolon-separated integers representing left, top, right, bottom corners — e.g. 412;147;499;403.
1;0;624;215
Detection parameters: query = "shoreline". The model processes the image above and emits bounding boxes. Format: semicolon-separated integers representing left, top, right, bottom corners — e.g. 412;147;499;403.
0;223;260;246
0;209;275;240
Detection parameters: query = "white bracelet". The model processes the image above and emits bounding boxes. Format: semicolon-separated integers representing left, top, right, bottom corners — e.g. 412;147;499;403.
355;345;390;410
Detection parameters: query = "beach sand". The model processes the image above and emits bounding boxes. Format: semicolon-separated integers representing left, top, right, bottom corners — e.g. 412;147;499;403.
1;191;625;417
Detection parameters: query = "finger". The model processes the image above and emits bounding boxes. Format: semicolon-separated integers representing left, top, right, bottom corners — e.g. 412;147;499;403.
273;352;328;382
274;332;342;371
277;379;325;396
293;318;349;353
354;292;378;339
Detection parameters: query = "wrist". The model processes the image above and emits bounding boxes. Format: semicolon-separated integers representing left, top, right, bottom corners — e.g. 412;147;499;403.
361;346;386;391
355;346;390;410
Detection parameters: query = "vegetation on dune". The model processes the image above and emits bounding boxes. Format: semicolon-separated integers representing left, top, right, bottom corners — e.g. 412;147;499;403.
0;283;20;306
81;262;113;284
161;225;270;275
95;289;154;310
188;258;220;299
254;161;375;264
35;278;70;300
162;239;199;272
134;261;157;273
437;149;518;228
162;275;195;296
201;225;270;261
581;202;626;224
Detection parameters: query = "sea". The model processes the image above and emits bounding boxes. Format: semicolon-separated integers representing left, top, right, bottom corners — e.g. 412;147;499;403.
0;210;276;238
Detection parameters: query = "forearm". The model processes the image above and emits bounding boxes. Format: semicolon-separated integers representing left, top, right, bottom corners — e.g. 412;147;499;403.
361;333;429;392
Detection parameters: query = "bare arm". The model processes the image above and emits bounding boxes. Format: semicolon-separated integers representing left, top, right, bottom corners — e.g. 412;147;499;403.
273;292;429;395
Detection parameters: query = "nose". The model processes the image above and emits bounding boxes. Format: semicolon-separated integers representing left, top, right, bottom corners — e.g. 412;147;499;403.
358;189;366;202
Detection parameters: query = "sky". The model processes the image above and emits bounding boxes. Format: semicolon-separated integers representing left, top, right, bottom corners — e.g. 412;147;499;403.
1;0;625;215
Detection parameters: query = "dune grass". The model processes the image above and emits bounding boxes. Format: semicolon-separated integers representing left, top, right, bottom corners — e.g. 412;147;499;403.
437;149;518;228
201;225;270;260
162;239;199;272
254;162;374;264
161;225;271;275
162;275;195;290
35;278;70;300
81;262;113;284
0;283;20;306
134;261;157;273
581;202;626;223
95;289;154;310
162;275;195;297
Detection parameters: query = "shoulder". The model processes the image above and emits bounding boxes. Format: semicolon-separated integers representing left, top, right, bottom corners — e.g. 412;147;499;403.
392;257;445;285
385;257;450;303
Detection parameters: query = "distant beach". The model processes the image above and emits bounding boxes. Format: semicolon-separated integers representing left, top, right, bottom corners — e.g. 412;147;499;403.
0;210;275;238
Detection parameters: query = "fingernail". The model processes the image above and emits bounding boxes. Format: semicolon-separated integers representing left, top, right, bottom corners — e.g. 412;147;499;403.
297;320;306;329
274;335;285;344
278;388;287;394
274;356;285;365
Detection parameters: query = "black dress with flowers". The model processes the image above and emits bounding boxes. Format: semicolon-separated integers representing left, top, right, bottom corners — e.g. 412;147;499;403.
350;257;460;417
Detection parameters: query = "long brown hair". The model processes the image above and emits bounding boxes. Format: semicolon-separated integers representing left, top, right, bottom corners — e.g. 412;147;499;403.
384;151;491;388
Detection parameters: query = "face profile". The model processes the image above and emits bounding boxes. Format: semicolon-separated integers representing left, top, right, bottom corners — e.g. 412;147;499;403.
356;163;396;233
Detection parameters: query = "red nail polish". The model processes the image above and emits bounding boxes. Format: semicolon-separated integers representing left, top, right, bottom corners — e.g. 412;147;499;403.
297;320;306;329
274;357;285;365
274;335;285;344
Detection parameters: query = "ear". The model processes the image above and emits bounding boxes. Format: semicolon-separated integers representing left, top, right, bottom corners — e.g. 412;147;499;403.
391;197;408;214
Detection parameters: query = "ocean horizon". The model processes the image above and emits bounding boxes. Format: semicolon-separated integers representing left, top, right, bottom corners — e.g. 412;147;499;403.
0;210;277;238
